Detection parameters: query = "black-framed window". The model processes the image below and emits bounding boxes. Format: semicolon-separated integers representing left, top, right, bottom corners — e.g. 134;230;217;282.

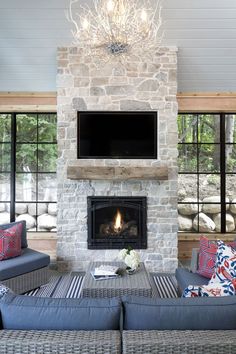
178;113;236;233
0;113;57;232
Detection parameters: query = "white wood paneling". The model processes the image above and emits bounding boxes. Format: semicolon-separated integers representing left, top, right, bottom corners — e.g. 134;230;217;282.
0;0;236;92
163;9;236;19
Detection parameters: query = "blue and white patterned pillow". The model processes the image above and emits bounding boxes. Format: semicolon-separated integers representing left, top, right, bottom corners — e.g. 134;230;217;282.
182;279;235;298
0;284;12;299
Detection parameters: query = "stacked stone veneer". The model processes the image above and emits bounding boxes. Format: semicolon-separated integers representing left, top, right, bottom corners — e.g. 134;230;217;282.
57;46;178;272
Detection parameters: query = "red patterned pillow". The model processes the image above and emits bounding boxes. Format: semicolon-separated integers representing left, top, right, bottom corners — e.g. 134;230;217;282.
197;236;236;279
0;223;22;261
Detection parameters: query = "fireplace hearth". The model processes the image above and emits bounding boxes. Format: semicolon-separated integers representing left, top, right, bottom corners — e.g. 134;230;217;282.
87;197;147;249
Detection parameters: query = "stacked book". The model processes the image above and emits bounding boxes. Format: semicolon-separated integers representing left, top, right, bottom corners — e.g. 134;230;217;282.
91;265;120;280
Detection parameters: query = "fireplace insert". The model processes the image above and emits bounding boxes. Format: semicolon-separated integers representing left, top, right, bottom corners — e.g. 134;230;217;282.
87;196;147;249
78;111;157;159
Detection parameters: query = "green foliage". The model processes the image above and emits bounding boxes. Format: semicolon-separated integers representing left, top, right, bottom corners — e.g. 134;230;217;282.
0;114;11;142
207;174;219;185
0;113;57;173
178;114;235;173
227;157;236;172
178;114;218;143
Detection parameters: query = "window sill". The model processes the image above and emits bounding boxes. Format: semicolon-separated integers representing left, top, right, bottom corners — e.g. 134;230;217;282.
27;232;57;240
178;232;236;241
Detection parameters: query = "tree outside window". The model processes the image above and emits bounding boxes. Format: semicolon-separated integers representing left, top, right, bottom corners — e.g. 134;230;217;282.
178;113;236;233
0;113;57;232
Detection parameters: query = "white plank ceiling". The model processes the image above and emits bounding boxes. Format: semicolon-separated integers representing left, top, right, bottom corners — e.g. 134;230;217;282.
0;0;236;92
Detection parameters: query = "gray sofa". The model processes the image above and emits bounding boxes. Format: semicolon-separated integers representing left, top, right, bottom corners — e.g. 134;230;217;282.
0;221;50;293
122;295;236;354
0;294;121;354
0;293;236;353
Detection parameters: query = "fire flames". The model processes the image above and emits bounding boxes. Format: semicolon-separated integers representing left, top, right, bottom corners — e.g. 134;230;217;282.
114;209;122;232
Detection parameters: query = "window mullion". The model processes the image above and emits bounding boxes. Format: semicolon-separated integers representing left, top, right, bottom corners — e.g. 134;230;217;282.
197;114;200;233
36;113;39;231
220;113;226;233
10;113;16;222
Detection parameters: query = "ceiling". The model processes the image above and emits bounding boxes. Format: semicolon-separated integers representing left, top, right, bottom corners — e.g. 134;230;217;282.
0;0;236;92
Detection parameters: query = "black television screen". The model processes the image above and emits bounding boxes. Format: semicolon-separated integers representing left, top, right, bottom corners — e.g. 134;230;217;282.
78;111;157;159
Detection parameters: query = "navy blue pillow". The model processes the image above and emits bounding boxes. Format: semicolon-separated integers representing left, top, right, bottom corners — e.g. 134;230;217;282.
0;294;121;330
122;296;236;330
0;221;27;248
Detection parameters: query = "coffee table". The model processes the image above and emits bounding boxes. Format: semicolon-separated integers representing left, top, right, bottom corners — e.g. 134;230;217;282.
81;261;153;298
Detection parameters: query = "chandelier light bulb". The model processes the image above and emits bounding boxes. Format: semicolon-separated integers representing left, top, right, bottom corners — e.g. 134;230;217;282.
141;9;148;22
107;0;115;13
82;17;89;30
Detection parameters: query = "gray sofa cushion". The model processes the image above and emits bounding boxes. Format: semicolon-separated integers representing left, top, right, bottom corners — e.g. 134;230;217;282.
0;294;121;330
175;267;209;293
122;296;236;330
0;248;50;281
0;220;27;248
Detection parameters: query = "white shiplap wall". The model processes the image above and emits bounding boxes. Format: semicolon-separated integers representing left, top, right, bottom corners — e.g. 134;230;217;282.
0;0;236;92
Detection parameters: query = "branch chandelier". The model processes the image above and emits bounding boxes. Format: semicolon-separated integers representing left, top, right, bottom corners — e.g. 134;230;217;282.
67;0;163;62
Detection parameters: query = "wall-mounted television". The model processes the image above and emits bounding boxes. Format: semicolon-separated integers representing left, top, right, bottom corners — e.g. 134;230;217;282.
77;111;157;159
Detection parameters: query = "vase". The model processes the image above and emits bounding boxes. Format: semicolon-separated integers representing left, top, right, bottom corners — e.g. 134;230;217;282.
126;267;137;275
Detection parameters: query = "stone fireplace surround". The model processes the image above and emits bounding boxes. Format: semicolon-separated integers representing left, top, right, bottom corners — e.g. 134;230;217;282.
57;46;178;273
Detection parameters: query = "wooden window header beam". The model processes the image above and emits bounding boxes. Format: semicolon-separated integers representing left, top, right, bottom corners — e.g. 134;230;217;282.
177;92;236;113
0;92;236;112
0;92;56;112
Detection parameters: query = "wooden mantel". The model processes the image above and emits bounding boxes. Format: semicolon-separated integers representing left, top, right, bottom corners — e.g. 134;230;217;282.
67;164;169;180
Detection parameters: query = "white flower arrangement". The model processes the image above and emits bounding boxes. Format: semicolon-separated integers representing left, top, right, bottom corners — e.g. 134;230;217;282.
118;247;140;270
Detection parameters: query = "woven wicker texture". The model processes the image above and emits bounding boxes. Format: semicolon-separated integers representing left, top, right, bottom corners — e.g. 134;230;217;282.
81;262;152;298
122;330;236;354
1;266;49;294
0;330;121;354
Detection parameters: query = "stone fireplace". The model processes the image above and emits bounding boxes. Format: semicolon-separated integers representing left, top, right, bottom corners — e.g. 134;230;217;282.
57;46;178;272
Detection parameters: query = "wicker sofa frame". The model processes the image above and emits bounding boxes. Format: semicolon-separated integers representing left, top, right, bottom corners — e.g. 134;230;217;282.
1;266;49;294
0;329;235;353
0;330;121;354
122;330;236;354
